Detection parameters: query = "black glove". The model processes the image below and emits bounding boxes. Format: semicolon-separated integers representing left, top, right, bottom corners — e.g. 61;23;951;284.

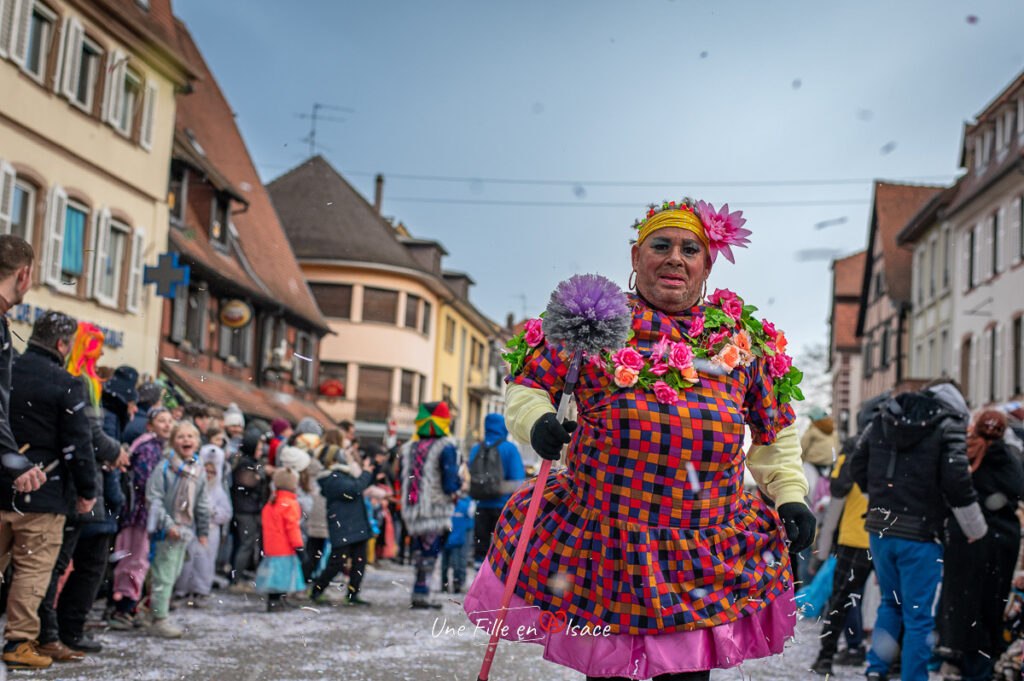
530;413;576;461
778;502;816;553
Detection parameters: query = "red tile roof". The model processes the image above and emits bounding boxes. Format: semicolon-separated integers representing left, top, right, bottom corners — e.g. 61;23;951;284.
832;250;866;299
871;182;944;303
162;362;334;426
171;23;326;330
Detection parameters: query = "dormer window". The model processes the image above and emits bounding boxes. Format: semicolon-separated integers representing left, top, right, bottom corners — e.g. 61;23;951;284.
211;192;230;247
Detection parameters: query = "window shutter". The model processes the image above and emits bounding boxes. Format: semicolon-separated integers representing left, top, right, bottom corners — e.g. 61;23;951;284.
0;160;15;235
196;288;209;352
91;206;113;305
217;321;230;360
994;212;1003;274
969;336;979;407
140;78;157;151
84;207;98;295
170;287;186;343
961;232;970;292
241;324;253;367
60;18;84;100
100;51;114;123
125;226;144;314
9;0;30;66
1011;200;1022;267
0;0;15;58
51;15;67;93
44;186;67;286
107;49;126;128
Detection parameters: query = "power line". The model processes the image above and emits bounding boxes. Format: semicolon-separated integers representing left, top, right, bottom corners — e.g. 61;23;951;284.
341;171;955;188
386;197;869;208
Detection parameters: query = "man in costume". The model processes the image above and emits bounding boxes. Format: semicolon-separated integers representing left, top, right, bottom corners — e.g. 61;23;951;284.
399;401;462;609
464;199;815;680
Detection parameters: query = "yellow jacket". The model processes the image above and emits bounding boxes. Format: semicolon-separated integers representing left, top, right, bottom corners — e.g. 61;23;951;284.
831;453;869;549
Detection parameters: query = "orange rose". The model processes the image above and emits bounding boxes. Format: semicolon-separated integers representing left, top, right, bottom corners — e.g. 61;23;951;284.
776;331;788;354
732;329;751;354
613;365;639;388
712;344;741;372
680;366;698;383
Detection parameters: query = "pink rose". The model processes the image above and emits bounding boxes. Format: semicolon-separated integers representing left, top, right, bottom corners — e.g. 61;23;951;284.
649;359;670;376
707;288;739;307
652;381;680;405
613;365;639;388
611;347;644;372
767;352;793;379
688;313;705;338
706;328;729;349
651;334;671;361
761;319;777;340
667;341;694;371
720;297;743;321
523;318;544;346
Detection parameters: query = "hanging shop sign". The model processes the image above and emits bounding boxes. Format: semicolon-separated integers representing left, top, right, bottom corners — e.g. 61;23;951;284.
319;378;345;398
219;299;253;328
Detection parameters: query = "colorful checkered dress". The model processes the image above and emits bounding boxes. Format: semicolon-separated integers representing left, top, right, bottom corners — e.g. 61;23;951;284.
486;295;796;637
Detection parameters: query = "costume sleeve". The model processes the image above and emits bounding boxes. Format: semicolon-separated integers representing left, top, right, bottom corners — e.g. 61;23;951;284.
742;357;796;445
508;340;568;408
746;424;808;507
505;383;556;444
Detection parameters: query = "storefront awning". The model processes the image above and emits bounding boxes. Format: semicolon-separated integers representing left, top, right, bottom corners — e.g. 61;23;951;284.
161;361;335;427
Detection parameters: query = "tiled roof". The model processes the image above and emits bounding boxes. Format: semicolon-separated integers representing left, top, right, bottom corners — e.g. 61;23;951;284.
95;0;194;81
172;23;326;331
871;182;944;303
832;250;866;299
162;362;334;426
833;301;860;351
895;185;957;246
266;156;427;272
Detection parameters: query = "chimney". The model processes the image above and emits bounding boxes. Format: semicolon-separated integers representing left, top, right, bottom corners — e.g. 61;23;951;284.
506;313;514;330
374;174;384;214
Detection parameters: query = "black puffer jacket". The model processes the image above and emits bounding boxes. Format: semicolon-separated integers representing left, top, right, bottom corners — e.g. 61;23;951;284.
0;344;97;514
849;387;979;542
320;468;374;548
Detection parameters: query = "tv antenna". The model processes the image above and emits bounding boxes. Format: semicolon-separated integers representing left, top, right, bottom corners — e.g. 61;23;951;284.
296;103;353;156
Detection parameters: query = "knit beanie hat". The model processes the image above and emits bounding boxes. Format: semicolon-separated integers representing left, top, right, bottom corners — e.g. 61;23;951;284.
276;445;311;473
239;431;262;457
271;418;291;437
295;417;323;437
272;467;298;494
224;403;245;428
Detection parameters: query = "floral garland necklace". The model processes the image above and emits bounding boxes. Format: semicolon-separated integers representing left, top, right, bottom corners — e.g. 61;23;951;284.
504;288;803;406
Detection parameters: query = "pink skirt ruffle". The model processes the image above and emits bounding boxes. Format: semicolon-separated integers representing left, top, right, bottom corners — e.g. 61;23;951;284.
463;560;796;679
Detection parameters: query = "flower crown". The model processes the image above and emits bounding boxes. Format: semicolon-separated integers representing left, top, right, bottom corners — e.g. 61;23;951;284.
631;198;751;264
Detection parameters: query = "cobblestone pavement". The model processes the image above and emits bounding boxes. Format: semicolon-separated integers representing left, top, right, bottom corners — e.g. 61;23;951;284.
4;562;896;681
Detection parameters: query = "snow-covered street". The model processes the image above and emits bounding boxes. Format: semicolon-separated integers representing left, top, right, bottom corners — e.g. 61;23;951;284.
7;561;876;681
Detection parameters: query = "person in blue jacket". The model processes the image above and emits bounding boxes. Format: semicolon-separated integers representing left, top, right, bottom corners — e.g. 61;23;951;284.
441;496;474;593
468;413;525;564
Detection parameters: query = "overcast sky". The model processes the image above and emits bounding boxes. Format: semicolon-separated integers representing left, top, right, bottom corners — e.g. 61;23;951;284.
175;0;1024;357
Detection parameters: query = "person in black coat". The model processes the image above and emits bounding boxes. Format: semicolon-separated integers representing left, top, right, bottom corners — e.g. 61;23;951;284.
849;380;988;681
308;446;373;606
0;311;96;668
228;432;267;592
937;408;1024;681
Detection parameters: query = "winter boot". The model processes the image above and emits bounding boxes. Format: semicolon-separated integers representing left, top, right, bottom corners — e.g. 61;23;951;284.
811;654;833;675
411;592;441;610
834;645;867;666
148;618;183;639
2;640;52;670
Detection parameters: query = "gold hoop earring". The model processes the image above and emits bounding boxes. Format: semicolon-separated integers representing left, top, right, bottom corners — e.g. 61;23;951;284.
628;270;637;291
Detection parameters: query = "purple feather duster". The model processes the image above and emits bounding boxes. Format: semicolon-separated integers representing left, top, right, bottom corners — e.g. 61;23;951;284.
541;273;631;358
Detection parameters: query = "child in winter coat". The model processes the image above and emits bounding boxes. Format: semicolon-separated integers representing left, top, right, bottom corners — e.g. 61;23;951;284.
174;444;233;603
441;495;474;593
256;468;306;611
110;406;174;630
145;421;210;638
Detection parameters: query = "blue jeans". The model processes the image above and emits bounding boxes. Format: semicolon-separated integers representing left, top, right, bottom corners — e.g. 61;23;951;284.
441;542;467;590
867;535;943;681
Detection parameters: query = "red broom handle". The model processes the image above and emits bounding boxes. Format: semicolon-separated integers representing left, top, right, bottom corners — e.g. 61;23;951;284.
477;354;580;681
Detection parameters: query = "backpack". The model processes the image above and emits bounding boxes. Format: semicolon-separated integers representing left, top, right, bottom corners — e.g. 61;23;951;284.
469;441;505;501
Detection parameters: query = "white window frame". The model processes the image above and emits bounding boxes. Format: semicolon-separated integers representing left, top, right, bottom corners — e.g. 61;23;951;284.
0;160;15;235
58;197;87;286
125;226;144;314
293;330;315;387
101;48;126;128
140;77;157;151
19;1;55;84
43;185;67;286
8;178;36;242
117;67;141;137
64;26;101;114
0;0;14;58
91;210;129;308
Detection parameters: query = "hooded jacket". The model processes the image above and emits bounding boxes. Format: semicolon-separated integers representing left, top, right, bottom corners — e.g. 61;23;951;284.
849;386;986;542
800;416;839;467
468;414;526;509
